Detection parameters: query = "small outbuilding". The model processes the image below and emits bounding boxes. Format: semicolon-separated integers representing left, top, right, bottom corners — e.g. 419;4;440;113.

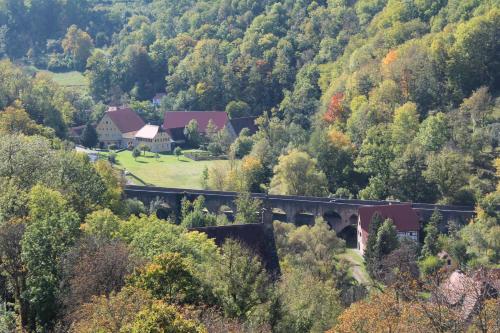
134;124;172;153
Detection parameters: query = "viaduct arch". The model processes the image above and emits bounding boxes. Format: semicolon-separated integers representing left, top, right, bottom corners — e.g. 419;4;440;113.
124;185;476;234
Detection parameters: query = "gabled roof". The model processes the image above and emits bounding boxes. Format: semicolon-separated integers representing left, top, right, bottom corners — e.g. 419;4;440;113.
163;111;228;133
135;124;165;139
229;116;258;136
106;107;145;134
358;204;420;232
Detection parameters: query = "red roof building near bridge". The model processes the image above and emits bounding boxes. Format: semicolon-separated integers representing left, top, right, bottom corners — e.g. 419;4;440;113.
357;204;420;254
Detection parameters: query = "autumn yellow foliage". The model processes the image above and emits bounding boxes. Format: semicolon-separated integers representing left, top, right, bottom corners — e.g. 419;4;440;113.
328;128;354;150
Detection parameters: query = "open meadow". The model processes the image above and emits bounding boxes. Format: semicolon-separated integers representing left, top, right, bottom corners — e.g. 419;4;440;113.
25;66;88;89
101;150;231;189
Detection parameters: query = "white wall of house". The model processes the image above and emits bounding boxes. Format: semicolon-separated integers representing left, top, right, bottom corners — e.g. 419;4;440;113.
96;114;123;147
134;131;172;152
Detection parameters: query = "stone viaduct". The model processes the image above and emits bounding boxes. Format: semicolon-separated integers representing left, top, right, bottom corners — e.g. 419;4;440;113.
124;185;476;235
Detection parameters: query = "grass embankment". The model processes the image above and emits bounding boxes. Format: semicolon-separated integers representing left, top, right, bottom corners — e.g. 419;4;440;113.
337;248;372;287
101;150;230;189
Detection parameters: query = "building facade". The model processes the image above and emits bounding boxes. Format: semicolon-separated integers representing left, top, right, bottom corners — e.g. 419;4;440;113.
134;124;172;152
96;107;145;148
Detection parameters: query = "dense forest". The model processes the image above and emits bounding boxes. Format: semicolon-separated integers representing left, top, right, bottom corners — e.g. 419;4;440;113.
0;0;498;204
0;0;499;332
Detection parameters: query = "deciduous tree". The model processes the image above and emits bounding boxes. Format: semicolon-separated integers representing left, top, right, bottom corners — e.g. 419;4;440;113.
62;25;94;70
270;149;328;196
21;185;80;329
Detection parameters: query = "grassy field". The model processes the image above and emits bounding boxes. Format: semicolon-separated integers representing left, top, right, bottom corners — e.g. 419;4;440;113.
25;66;88;89
45;71;88;87
102;150;231;189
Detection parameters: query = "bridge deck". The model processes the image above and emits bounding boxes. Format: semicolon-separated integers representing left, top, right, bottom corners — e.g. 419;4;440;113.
124;185;476;214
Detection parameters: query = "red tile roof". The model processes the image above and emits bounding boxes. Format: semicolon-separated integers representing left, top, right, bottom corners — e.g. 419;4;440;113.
358;204;420;232
106;107;145;134
163;111;228;133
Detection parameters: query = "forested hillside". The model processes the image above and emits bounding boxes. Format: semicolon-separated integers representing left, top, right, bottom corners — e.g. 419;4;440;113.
0;0;498;205
0;1;499;332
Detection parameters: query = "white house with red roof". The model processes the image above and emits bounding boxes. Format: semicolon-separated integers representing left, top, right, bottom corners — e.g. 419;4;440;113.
357;204;420;255
96;106;146;148
134;124;171;152
97;108;254;151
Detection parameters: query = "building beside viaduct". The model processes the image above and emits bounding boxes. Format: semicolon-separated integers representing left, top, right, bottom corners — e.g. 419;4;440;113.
124;185;476;239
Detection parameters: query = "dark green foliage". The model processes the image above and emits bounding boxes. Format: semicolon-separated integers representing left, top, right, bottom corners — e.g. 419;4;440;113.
279;64;321;129
225;101;251;119
128;252;202;304
364;213;383;278
449;239;470;270
210;239;270;319
375;219;399;258
132;147;141;160
366;217;400;281
231;129;254;159
174;147;182;159
420;210;442;259
122;198;147;217
234;192;262;224
21;186;80;329
180;196;216;228
184;120;202;148
81;123;98;148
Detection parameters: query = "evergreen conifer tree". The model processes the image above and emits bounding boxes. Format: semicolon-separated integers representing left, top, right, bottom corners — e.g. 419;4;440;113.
81;123;98;148
375;218;399;257
364;213;383;278
420;209;442;259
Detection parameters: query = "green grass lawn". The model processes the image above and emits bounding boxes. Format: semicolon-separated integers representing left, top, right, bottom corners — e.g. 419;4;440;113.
102;150;230;189
46;71;88;87
25;66;88;89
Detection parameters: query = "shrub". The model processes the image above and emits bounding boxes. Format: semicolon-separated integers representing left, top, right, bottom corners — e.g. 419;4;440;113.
108;152;117;164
